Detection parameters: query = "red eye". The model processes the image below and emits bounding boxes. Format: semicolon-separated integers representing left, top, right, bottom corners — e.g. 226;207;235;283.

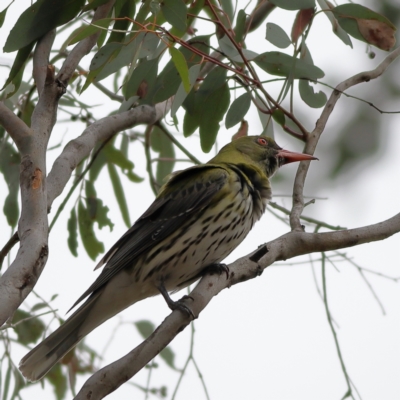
257;137;267;146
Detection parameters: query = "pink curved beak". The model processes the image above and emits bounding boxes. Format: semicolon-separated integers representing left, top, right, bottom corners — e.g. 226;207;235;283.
277;149;318;165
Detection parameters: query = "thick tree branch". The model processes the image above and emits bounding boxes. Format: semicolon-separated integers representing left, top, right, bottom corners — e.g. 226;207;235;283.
289;46;400;231
0;102;31;151
47;100;172;209
57;0;115;86
0;65;65;326
33;29;56;95
75;212;400;399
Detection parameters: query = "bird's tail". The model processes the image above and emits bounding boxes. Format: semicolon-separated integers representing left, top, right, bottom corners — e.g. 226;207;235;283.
19;292;102;382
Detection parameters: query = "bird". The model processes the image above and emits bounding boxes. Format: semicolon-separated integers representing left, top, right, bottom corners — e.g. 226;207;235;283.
19;135;317;381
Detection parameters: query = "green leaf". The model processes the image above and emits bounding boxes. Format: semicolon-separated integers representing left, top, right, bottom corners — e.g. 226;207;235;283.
10;366;25;400
272;109;285;127
298;79;327;108
225;92;251;129
171;64;201;116
106;0;136;44
219;35;258;62
124;58;159;100
12;310;46;345
82;0;110;12
161;0;187;32
78;200;104;260
316;0;352;47
269;0;315;10
160;346;178;370
107;163;131;227
4;0;85;52
104;145;134;171
124;170;144;183
254;51;324;79
46;364;68;400
4;359;11;400
0;142;20;228
332;4;396;51
169;47;190;93
135;320;155;338
151;126;175;185
220;0;234;22
67;208;79;257
89;42;123;71
1;42;35;94
266;22;292;48
199;83;230;152
182;66;230;147
152;36;209;103
31;302;48;312
183;111;199;138
0;2;12;29
234;10;247;43
67;18;112;46
89;147;107;182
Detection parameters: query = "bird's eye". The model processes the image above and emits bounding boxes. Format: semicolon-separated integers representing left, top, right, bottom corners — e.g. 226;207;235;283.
257;137;268;146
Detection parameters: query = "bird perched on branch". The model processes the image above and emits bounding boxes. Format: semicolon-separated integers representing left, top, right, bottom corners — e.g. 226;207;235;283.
19;135;317;381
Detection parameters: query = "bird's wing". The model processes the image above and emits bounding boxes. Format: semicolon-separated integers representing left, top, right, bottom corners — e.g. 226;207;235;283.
69;164;230;310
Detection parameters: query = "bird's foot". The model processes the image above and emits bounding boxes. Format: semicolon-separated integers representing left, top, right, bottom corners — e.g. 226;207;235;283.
204;263;230;280
157;284;195;319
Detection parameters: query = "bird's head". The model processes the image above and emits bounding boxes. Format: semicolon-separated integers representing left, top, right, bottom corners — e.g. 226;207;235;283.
210;135;318;177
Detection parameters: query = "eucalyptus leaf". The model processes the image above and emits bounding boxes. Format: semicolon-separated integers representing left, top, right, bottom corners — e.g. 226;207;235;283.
269;0;315;10
161;0;187;32
254;51;324;79
266;23;292;48
225;92;252;129
299;79;327;108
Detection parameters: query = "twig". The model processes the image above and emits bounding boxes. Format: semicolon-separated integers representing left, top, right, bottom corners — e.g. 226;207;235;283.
321;253;355;399
290;46;400;231
0;232;19;271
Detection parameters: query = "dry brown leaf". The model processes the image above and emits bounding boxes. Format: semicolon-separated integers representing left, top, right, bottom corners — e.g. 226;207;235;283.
357;18;396;51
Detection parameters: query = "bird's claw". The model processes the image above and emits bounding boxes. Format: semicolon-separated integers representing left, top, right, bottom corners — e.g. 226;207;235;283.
204;263;230;280
168;297;195;319
157;283;195;319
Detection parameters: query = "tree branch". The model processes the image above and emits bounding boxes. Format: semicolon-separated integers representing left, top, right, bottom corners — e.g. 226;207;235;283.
75;212;400;399
289;46;400;231
57;0;116;85
33;29;56;95
0;102;31;151
47;100;172;209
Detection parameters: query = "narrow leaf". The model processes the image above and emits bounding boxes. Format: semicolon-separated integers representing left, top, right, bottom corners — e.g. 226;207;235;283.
4;0;85;52
199;83;230;152
67;208;79;257
225;92;251;129
169;47;190;93
0;2;12;29
107;163;131;228
78;200;104;260
171;64;201;116
67;18;112;46
254;51;324;79
291;8;314;43
316;0;352;47
269;0;315;10
161;0;187;32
